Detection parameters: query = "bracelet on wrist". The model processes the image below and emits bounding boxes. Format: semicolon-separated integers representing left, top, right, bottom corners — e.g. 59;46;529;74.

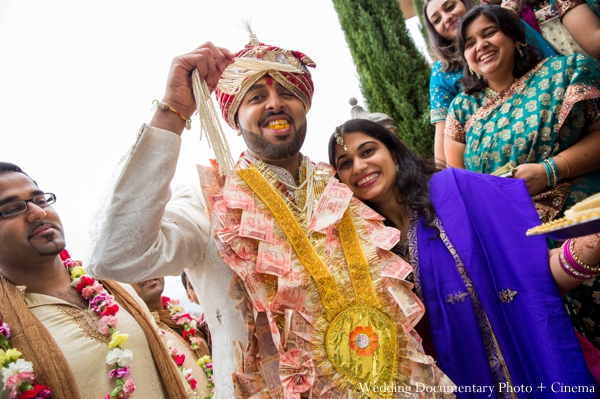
152;100;192;130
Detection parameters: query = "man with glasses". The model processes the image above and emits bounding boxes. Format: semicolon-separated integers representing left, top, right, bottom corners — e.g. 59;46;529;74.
0;162;195;398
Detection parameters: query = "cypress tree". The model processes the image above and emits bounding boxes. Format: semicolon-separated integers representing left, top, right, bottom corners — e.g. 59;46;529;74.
411;0;431;51
331;0;434;155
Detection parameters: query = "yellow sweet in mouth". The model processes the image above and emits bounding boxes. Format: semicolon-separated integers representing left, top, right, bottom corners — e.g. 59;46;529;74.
267;120;290;130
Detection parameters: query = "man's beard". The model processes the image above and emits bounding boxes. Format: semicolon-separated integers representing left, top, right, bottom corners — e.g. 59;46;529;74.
34;237;65;256
30;228;65;256
239;121;307;161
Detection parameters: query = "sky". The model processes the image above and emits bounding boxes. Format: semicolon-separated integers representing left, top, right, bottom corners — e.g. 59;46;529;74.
0;0;429;311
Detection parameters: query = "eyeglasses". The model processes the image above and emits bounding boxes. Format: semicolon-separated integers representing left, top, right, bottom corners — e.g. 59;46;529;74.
0;193;57;217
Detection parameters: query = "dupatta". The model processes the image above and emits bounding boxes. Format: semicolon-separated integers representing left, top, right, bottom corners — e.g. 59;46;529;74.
413;168;597;396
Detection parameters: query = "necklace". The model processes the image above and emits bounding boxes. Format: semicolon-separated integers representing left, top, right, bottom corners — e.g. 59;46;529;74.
484;87;498;99
64;250;137;399
162;296;214;398
240;153;316;218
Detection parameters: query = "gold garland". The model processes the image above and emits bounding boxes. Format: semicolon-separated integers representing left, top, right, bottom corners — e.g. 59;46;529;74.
238;164;408;398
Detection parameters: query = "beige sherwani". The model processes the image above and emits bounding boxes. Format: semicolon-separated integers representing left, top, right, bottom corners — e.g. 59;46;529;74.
87;125;247;398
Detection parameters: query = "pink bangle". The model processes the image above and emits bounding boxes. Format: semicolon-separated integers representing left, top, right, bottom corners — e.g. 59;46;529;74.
564;238;600;274
559;250;593;280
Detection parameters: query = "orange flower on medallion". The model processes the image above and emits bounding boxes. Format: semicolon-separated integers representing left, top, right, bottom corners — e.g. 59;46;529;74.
349;326;379;356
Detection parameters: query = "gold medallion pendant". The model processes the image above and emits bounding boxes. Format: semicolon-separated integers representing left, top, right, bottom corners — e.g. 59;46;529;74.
239;165;409;398
323;304;403;398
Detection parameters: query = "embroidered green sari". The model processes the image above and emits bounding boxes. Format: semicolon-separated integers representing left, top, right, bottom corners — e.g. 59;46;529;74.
446;54;600;212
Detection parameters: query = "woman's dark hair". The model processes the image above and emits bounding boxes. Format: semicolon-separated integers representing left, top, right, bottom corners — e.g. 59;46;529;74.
457;5;542;94
423;0;477;71
328;119;440;233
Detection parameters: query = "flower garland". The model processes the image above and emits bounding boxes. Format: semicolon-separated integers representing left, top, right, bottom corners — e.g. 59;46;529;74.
196;356;214;399
1;319;51;399
62;250;136;399
165;340;198;392
162;296;203;349
162;296;214;399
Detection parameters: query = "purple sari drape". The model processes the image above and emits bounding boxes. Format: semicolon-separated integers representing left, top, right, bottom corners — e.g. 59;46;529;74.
416;168;596;396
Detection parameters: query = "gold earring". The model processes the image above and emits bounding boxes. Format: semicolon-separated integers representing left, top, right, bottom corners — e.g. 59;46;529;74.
516;41;527;57
469;67;481;79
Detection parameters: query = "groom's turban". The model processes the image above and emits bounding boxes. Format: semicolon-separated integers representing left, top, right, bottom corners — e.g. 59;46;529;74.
215;37;316;129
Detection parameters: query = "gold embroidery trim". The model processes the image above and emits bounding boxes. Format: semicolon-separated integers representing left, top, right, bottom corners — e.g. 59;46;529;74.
56;305;110;344
434;217;516;396
338;212;380;307
238;165;347;319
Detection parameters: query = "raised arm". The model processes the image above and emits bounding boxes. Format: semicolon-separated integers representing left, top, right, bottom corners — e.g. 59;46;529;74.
150;42;234;136
86;43;234;282
559;3;600;59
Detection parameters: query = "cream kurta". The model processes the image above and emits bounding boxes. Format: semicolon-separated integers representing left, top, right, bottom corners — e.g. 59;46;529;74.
23;292;165;399
154;313;212;399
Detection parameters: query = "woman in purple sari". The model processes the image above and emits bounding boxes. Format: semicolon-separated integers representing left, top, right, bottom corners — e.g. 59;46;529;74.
329;118;600;397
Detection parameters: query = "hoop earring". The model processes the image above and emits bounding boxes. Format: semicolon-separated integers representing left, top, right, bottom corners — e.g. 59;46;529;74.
516;41;527;57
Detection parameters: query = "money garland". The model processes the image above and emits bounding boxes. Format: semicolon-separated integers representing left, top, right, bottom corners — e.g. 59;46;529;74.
198;159;452;397
238;165;410;399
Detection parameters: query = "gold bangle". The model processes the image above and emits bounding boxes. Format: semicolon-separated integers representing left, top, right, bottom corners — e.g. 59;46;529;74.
569;238;600;273
555;155;570;179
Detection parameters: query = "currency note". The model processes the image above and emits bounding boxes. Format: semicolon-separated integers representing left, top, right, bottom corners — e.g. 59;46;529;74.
370;225;401;250
256;237;291;277
233;371;268;397
351;197;384;221
379;250;413;280
224;178;255;211
308;180;353;233
388;282;424;331
240;210;274;243
410;361;435;386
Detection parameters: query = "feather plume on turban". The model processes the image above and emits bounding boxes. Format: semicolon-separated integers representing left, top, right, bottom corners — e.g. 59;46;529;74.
215;35;316;129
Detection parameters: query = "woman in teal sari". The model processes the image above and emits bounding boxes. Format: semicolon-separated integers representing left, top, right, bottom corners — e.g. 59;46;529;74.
424;0;556;166
445;6;600;217
445;5;600;350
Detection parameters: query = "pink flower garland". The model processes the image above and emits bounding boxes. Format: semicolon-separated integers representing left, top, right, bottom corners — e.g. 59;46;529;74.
60;250;136;399
165;341;198;391
0;320;51;399
162;296;215;398
162;296;201;349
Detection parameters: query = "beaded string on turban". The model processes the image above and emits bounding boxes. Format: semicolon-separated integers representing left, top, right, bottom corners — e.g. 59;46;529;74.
191;34;316;176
